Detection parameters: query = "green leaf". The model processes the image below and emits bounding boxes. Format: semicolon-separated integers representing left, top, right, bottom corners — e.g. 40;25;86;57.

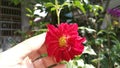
92;58;103;64
108;31;116;36
29;20;33;26
66;61;74;68
26;8;33;14
44;2;54;8
94;5;104;12
74;0;86;14
51;7;56;11
95;38;104;45
26;14;31;17
79;27;96;33
97;30;106;35
62;2;69;7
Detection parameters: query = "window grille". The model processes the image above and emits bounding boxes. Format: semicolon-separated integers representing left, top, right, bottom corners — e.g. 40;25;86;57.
0;0;21;36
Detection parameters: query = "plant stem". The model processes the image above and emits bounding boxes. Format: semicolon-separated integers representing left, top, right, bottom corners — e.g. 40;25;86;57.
106;13;113;68
55;0;60;24
97;47;100;68
94;15;101;68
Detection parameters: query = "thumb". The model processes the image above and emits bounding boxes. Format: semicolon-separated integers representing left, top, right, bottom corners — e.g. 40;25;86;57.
2;33;46;60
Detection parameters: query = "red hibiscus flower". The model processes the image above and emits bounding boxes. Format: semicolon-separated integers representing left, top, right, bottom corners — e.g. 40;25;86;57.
45;23;86;62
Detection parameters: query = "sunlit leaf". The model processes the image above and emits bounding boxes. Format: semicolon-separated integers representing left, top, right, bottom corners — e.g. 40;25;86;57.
66;61;75;68
94;5;104;12
97;30;106;35
83;46;96;55
44;2;54;8
76;59;84;67
62;2;70;7
51;7;56;11
26;8;33;14
85;28;96;33
79;27;96;33
26;14;31;17
74;0;86;14
83;0;89;4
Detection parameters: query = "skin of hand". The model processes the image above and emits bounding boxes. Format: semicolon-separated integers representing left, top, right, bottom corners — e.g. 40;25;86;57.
0;33;66;68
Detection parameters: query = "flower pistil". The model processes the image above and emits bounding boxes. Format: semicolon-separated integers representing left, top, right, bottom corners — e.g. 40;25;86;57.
59;36;67;47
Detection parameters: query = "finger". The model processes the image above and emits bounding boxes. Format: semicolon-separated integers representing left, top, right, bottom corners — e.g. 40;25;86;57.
2;33;46;60
21;57;34;68
33;57;56;68
28;44;47;61
33;56;66;68
53;64;66;68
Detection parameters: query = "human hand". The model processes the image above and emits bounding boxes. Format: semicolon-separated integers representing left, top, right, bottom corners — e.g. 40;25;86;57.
0;33;66;68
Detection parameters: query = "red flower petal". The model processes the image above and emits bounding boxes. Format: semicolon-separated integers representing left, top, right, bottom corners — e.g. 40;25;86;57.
45;23;86;62
62;50;71;61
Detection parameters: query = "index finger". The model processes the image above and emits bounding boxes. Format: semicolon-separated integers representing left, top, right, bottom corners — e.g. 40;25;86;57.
2;33;46;60
28;44;47;61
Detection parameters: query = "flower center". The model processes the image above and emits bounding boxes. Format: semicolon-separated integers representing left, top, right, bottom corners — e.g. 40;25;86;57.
59;36;67;47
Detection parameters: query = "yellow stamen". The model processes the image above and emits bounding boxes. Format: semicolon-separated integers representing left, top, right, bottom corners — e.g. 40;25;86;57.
59;36;67;47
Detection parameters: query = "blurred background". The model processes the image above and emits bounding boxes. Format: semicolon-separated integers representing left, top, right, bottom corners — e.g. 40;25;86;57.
0;0;120;68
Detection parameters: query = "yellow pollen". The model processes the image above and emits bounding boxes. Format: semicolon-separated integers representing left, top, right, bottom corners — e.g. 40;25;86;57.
59;36;67;47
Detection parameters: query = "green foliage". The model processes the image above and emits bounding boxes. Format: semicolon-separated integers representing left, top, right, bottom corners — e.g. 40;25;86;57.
73;0;86;14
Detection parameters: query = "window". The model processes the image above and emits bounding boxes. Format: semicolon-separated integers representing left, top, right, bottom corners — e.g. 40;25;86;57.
0;0;21;36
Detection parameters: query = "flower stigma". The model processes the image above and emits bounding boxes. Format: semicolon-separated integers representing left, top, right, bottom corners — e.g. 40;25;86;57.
59;36;67;47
